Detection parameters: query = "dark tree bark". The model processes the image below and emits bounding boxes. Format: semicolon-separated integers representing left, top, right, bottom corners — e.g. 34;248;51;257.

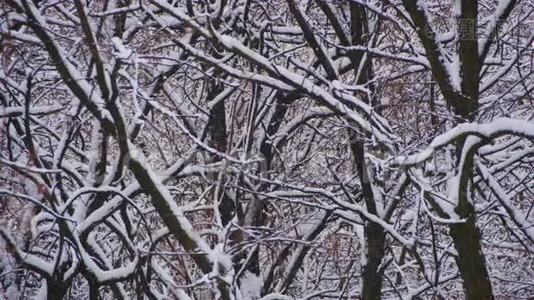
348;4;386;299
400;0;500;297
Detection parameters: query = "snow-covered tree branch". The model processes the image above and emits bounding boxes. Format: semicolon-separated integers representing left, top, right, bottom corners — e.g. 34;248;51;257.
0;0;532;299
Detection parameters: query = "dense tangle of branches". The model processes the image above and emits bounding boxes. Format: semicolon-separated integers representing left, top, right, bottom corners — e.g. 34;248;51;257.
0;0;533;299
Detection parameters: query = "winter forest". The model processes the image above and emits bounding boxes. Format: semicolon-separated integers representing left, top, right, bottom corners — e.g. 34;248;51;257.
0;0;533;299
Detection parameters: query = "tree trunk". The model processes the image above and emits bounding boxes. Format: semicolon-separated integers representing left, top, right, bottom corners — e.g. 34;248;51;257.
349;3;385;298
448;138;493;299
47;281;67;300
361;223;386;300
351;139;386;299
449;218;494;300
